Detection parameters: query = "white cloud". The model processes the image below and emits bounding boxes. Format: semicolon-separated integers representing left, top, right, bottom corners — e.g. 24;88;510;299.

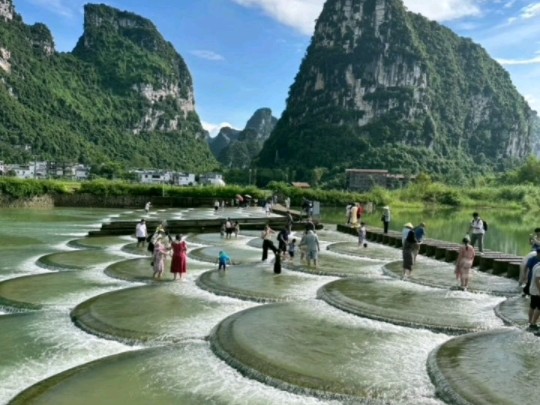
201;121;238;137
497;55;540;65
521;2;540;18
28;0;77;18
231;0;483;36
232;0;322;35
190;50;225;61
404;0;482;21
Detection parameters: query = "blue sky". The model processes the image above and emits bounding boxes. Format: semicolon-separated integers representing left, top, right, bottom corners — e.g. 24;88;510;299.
12;0;540;136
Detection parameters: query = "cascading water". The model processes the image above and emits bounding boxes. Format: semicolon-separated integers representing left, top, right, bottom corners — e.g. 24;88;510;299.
0;207;535;405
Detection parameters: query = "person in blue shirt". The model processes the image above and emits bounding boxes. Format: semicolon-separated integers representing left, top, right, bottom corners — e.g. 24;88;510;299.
414;223;426;243
217;251;231;271
524;248;540;296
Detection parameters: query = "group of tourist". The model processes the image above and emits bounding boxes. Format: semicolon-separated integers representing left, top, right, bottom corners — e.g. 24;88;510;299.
136;200;540;332
135;219;188;281
346;202;366;227
261;222;320;273
220;218;240;239
374;208;485;289
384;207;538;332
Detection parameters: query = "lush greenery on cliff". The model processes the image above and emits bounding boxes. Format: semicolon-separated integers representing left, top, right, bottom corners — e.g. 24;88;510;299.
0;3;217;171
257;0;536;185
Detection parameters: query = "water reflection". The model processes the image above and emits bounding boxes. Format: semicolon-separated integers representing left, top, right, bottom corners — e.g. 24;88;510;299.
321;206;533;255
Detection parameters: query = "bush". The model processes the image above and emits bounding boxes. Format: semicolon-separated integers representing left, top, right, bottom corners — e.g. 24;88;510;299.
0;178;70;198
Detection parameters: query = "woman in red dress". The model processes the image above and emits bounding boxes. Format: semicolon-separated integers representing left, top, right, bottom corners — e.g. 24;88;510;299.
171;234;188;280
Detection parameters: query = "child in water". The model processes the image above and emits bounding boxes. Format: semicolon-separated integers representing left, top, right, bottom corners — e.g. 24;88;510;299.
358;222;367;248
217;250;231;271
288;238;297;261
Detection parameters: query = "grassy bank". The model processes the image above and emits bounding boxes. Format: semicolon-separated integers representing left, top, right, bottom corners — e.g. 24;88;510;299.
0;178;537;210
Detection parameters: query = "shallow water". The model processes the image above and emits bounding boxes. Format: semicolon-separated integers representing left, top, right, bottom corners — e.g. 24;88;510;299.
0;207;534;405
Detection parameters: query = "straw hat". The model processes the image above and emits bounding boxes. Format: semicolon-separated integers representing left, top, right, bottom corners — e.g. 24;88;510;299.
404;222;414;229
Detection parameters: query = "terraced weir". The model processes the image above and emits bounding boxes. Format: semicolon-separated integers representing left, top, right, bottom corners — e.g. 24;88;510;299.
0;207;536;405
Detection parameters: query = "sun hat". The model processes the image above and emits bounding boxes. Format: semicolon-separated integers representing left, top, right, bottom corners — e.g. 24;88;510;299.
404;222;413;229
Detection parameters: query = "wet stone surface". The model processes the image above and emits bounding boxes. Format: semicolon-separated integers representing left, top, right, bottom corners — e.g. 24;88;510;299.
320;278;504;333
197;264;333;302
428;329;540;405
211;300;446;403
383;260;519;295
37;250;125;271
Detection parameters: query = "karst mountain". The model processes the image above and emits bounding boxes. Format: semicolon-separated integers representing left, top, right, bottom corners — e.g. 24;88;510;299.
0;1;217;171
257;0;536;181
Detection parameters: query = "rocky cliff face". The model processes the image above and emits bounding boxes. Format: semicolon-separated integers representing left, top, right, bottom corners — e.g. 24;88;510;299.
0;2;216;171
209;108;277;168
245;108;277;139
209;127;241;156
0;0;14;21
258;0;535;180
73;4;197;135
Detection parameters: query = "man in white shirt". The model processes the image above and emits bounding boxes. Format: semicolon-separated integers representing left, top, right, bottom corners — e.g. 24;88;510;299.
469;212;485;253
527;262;540;332
135;219;147;248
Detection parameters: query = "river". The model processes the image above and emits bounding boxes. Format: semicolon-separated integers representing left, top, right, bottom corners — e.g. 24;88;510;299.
0;206;536;404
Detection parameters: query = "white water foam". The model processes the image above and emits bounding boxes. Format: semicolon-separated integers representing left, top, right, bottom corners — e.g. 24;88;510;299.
0;311;136;404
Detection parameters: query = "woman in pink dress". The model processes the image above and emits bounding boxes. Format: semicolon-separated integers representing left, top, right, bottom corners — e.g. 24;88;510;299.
455;237;475;291
152;237;170;279
170;234;188;280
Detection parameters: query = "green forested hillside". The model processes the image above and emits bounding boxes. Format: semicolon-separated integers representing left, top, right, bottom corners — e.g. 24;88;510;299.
257;0;537;184
0;2;217;171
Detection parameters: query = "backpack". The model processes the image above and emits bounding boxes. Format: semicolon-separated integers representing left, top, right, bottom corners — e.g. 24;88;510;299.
472;218;488;232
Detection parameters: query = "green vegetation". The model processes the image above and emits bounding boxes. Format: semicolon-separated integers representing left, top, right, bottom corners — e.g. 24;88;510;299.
0;178;72;199
257;0;537;185
0;178;268;200
0;4;217;172
6;157;540;208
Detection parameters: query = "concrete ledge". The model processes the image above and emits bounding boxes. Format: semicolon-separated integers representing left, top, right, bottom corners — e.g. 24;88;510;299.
337;225;523;280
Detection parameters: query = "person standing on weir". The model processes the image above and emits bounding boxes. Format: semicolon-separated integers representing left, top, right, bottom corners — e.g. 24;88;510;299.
135;219;147;248
261;225;278;262
468;212;485;254
381;206;391;234
527;261;540;332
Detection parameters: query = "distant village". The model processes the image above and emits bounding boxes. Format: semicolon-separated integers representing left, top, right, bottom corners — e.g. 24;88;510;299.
0;161;419;192
0;161;226;186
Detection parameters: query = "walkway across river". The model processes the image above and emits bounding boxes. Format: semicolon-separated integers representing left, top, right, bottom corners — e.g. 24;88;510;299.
337;224;524;280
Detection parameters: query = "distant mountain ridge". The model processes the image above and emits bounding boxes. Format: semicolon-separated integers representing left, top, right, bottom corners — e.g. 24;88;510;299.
0;1;217;171
209;108;277;168
257;0;536;182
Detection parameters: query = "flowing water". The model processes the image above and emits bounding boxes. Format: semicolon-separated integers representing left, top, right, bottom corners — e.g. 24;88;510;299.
0;207;537;405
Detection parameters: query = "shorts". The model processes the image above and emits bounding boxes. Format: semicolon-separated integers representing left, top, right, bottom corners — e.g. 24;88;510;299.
137;237;146;243
530;295;540;310
308;250;318;260
288;251;295;258
278;241;287;252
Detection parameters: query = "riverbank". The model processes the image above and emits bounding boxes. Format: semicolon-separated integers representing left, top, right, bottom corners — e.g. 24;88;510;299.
1;177;538;211
0;195;54;208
